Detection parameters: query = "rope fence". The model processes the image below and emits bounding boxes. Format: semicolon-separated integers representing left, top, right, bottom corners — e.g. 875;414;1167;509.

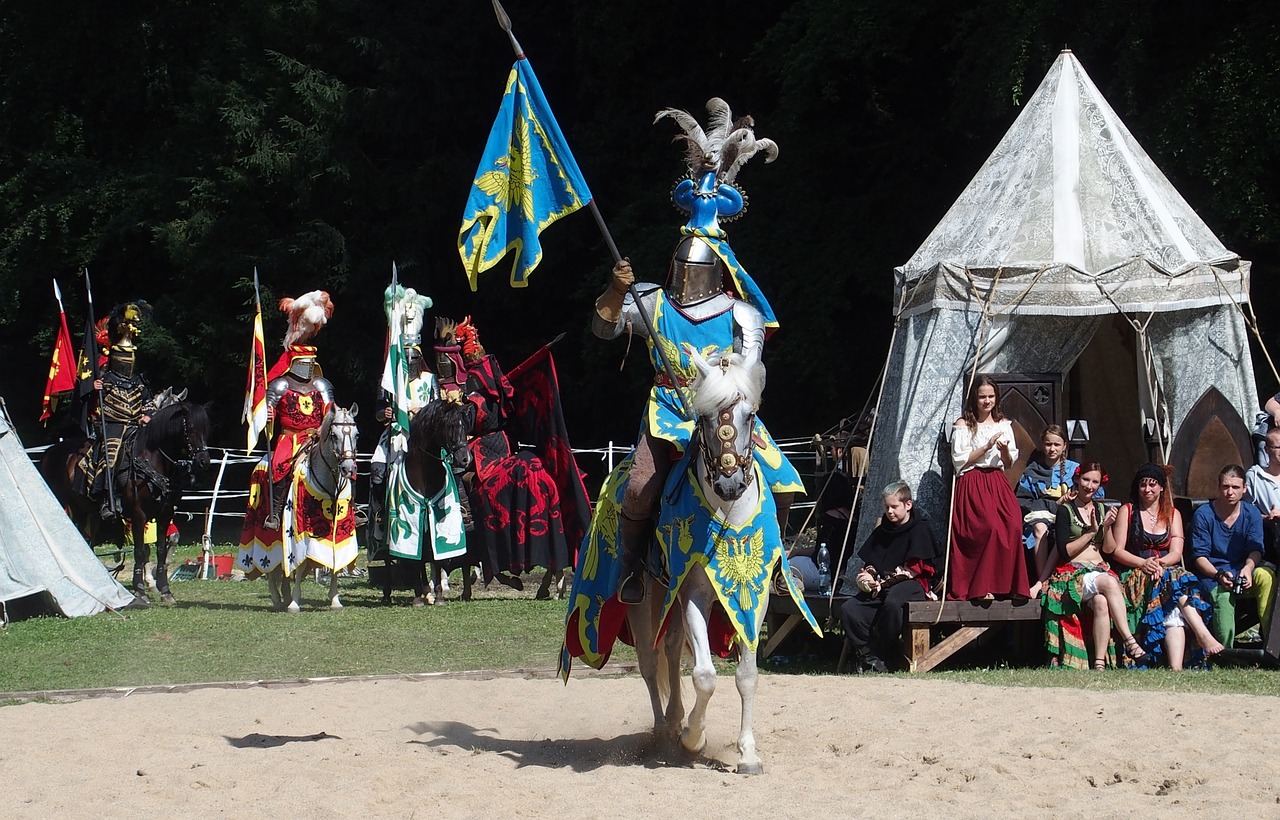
24;435;827;539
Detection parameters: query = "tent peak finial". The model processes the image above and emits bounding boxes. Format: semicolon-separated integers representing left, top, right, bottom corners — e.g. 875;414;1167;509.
1060;46;1073;54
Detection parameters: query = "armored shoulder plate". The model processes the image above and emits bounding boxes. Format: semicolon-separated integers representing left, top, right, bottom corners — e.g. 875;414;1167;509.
266;377;291;408
312;377;335;405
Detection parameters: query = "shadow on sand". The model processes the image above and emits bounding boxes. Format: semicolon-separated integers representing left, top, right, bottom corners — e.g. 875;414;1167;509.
405;719;730;773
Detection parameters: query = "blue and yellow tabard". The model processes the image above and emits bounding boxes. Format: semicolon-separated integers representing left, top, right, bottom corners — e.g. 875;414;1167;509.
644;289;803;495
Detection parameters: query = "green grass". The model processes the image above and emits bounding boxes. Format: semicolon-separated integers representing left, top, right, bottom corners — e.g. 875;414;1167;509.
4;544;1280;698
0;544;634;693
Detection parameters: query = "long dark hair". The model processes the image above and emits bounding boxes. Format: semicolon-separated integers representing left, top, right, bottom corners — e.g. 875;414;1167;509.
1129;463;1173;528
962;374;1003;432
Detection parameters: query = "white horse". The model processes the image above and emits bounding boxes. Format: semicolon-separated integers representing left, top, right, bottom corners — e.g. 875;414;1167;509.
634;350;773;774
267;404;360;613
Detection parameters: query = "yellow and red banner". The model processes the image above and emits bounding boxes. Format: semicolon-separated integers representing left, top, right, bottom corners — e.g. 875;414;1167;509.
242;272;268;450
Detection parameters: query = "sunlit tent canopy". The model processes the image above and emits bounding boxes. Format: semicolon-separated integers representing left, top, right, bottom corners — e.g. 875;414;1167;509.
0;404;135;618
855;49;1259;551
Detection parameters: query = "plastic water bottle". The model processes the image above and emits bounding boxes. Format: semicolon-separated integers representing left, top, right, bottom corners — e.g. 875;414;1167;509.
816;542;831;596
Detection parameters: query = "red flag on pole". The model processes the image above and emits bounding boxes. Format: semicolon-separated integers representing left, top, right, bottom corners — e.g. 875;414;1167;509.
40;280;77;423
242;269;268;450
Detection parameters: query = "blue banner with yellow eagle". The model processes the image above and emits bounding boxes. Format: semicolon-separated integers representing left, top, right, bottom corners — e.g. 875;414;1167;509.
459;57;592;291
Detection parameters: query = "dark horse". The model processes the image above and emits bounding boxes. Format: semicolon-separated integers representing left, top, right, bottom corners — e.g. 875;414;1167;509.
390;398;490;603
40;401;212;605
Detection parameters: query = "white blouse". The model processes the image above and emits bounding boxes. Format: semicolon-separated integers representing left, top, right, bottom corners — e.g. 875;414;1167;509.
951;419;1018;475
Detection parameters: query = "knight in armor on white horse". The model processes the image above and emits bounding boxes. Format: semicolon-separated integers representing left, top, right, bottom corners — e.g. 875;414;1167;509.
238;290;359;611
589;101;806;606
563;98;820;774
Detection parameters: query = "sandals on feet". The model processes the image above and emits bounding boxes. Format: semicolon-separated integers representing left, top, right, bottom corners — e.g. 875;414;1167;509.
1124;636;1149;661
1091;659;1107;671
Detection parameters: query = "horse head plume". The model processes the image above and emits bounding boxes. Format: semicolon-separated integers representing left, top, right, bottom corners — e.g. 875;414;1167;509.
384;285;432;349
688;349;765;416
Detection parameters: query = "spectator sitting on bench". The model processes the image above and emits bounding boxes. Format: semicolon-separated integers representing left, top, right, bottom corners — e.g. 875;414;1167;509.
839;480;942;673
1102;463;1221;669
1245;427;1280;566
1018;424;1102;596
1039;462;1147;669
1192;464;1276;648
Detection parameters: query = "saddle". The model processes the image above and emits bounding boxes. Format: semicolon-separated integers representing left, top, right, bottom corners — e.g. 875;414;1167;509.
77;426;170;502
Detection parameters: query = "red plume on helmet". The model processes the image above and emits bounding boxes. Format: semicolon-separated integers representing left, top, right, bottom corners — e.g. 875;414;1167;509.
455;315;485;362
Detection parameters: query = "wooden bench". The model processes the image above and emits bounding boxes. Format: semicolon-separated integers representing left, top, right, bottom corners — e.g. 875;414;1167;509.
761;591;847;660
903;598;1041;672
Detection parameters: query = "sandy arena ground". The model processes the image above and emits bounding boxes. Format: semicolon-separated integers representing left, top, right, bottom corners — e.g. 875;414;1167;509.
2;671;1276;818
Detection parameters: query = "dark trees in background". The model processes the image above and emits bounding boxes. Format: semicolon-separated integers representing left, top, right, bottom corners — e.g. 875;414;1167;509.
1;0;1277;452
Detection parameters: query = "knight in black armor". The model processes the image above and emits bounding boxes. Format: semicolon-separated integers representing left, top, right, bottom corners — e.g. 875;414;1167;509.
89;301;155;520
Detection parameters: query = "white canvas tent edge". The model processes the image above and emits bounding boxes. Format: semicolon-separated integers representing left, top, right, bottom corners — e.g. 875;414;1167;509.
0;405;135;618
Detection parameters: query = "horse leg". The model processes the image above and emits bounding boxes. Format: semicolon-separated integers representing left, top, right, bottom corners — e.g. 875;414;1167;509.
461;561;474;602
659;594;686;742
627;579;667;737
129;511;152;607
328;566;343;610
679;579;716;758
733;635;763;775
412;560;430;607
427;563;443;605
285;571;302;614
536;568;554;600
267;568;286;612
154;513;176;606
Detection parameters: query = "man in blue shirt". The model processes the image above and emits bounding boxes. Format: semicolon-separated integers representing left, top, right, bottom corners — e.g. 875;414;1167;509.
1191;464;1276;648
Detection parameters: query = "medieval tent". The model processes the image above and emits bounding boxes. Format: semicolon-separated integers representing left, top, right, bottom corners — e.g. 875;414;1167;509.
855;49;1261;551
0;404;136;620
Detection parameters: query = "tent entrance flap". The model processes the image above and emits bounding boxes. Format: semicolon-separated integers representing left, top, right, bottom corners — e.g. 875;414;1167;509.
1065;313;1148;490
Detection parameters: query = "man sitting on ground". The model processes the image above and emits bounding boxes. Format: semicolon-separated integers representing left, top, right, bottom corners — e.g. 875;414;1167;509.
839;481;942;672
1191;464;1276;648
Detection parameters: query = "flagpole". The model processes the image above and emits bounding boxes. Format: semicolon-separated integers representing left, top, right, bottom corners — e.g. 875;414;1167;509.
254;267;281;531
489;0;692;416
84;267;118;517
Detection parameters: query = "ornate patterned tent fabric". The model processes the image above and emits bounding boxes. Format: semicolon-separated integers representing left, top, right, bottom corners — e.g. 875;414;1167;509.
896;51;1249;319
851;51;1260;564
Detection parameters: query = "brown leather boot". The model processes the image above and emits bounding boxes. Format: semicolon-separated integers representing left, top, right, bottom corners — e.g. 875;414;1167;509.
617;514;652;605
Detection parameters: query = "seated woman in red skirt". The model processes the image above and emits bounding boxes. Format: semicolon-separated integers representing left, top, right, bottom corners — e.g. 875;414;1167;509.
948;375;1030;601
